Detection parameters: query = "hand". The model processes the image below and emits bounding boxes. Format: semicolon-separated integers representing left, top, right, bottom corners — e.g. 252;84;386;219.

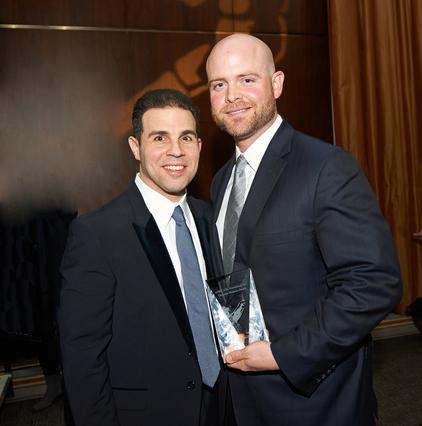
224;341;280;372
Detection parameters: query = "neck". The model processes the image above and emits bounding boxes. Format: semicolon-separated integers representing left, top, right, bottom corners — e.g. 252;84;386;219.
235;114;277;153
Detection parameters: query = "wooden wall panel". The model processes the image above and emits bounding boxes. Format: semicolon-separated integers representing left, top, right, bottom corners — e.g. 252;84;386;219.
267;35;333;144
0;28;229;214
0;0;232;32
0;0;331;215
1;29;134;216
233;0;328;35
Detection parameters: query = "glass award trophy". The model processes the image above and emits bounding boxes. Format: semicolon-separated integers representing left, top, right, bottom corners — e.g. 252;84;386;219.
206;268;269;356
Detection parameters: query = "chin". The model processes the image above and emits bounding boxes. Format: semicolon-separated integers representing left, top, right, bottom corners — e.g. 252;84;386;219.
165;186;187;197
227;125;254;139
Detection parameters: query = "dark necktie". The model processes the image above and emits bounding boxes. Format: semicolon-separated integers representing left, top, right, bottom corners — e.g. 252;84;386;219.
222;155;248;274
172;206;220;387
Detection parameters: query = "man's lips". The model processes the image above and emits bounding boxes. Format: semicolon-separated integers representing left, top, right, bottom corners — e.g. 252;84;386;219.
225;107;250;116
163;164;186;172
222;104;253;116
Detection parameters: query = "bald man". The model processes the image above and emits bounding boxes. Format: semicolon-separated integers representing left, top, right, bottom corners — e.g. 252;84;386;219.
206;34;402;426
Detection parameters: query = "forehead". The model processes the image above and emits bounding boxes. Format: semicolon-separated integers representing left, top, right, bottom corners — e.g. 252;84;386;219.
207;39;271;80
142;107;196;132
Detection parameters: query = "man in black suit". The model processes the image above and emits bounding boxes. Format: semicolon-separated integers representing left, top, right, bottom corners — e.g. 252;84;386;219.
58;89;223;426
206;33;402;426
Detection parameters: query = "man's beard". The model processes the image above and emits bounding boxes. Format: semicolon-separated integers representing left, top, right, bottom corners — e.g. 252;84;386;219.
212;100;277;141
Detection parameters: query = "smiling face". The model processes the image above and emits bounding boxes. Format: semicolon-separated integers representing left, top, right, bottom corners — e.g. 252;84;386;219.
206;34;284;151
128;107;201;201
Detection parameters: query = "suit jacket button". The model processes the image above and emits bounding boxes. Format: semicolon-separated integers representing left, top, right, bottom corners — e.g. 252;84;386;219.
188;351;193;357
186;380;195;390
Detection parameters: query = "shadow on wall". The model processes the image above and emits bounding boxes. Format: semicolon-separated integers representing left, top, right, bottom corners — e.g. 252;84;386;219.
0;0;289;217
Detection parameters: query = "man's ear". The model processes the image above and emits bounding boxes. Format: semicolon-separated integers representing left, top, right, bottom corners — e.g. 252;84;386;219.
128;136;141;161
198;137;202;153
272;71;284;99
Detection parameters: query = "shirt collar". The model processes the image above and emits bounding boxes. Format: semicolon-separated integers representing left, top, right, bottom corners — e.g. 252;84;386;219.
135;173;188;228
235;115;283;171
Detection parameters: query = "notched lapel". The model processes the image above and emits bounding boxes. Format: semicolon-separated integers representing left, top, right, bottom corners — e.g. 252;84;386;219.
190;210;212;278
213;155;236;223
236;122;294;265
210;156;236;277
132;217;195;352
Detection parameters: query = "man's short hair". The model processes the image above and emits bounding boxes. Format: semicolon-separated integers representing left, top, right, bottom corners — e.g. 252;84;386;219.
132;89;200;139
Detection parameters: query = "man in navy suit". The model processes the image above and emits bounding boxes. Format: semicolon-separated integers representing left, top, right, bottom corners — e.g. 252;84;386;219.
206;33;402;426
58;89;223;426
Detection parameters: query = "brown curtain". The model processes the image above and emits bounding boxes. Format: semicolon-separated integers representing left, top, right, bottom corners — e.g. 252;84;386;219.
328;0;422;313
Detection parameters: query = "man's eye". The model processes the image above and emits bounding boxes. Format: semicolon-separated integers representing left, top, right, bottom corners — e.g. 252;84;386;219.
213;82;224;90
153;136;165;142
244;78;254;85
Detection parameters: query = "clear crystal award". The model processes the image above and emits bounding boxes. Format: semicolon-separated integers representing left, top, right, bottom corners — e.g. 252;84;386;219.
206;268;269;356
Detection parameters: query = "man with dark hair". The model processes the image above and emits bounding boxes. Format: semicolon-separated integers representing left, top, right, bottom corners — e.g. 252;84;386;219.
131;88;201;139
206;34;402;426
58;89;223;426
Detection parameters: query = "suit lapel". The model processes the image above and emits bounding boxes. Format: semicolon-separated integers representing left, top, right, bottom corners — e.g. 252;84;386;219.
212;155;236;223
236;121;294;266
127;184;195;352
210;156;236;277
188;197;213;279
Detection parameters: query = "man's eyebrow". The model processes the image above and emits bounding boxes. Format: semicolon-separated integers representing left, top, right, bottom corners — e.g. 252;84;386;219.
147;129;197;137
238;73;261;79
147;130;169;137
180;129;197;137
208;73;261;85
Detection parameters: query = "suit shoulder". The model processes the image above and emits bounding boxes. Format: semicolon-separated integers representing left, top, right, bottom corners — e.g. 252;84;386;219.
213;159;231;181
291;128;341;159
188;196;211;216
210;156;234;201
286;126;358;171
75;187;132;230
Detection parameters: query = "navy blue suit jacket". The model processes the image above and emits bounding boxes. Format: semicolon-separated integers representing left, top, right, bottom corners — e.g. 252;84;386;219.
58;184;215;426
210;121;402;426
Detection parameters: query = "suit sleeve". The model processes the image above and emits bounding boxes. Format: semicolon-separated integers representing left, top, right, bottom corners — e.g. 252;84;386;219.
271;150;402;395
58;218;119;426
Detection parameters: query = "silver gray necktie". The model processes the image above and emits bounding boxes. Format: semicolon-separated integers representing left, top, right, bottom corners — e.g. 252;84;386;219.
172;206;220;387
222;155;248;274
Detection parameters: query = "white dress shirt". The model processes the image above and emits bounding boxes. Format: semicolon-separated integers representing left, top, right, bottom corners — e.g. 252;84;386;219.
135;175;218;355
135;174;208;305
216;115;283;248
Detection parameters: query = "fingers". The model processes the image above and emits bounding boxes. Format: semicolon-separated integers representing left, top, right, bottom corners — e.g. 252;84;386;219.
225;348;246;365
224;348;252;372
224;341;280;372
225;346;257;372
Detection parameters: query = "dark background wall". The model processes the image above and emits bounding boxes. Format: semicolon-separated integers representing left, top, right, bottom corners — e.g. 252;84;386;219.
0;0;332;217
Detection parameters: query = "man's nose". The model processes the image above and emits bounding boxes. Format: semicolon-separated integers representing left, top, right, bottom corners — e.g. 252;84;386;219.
226;84;241;103
167;140;183;156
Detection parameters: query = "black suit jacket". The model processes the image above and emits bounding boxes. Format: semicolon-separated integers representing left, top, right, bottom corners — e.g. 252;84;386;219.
58;184;215;426
210;121;402;426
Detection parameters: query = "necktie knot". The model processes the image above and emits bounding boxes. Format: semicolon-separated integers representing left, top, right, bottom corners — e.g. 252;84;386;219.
236;154;247;172
172;205;186;225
